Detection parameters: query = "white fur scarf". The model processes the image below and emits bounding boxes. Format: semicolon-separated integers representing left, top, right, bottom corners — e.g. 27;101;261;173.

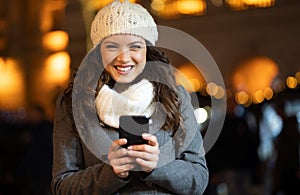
95;79;155;128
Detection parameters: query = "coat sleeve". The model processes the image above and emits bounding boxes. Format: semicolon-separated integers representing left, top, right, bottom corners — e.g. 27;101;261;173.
141;86;209;195
51;92;130;195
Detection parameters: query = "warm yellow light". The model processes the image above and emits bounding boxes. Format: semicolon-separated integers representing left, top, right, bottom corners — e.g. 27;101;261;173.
176;0;206;15
175;70;194;92
206;82;218;96
44;52;70;84
226;0;275;10
235;91;249;105
151;0;206;18
253;90;264;104
243;0;275;7
190;78;202;92
0;57;25;108
151;0;165;12
159;3;180;19
243;0;255;5
214;85;226;99
286;76;298;89
264;87;273;100
43;30;69;51
90;0;136;10
226;0;248;10
175;63;205;92
232;56;279;99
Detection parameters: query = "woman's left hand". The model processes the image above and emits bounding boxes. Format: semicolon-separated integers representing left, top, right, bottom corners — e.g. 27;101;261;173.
127;133;160;173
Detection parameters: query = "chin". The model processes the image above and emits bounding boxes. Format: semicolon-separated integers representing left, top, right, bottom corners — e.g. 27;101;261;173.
115;77;135;84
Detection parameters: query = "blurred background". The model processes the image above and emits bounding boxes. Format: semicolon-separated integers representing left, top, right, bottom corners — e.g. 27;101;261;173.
0;0;299;194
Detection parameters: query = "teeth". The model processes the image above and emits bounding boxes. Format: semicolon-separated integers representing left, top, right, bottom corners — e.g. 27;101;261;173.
116;66;132;72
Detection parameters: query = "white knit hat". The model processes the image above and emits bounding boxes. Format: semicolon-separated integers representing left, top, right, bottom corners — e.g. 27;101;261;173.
90;0;158;47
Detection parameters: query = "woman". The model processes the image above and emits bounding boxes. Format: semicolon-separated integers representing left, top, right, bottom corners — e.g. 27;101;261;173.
51;1;208;194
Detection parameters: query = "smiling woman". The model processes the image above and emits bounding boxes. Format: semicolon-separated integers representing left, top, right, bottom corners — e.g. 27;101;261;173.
51;1;208;194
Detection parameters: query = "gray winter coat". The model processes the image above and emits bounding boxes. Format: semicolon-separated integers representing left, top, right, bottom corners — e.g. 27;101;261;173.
51;45;209;195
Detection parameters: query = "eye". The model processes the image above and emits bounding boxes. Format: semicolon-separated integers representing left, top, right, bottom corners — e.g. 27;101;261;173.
105;44;118;49
130;44;142;50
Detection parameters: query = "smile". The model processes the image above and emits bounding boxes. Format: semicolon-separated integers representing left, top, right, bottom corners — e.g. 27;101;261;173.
114;65;134;74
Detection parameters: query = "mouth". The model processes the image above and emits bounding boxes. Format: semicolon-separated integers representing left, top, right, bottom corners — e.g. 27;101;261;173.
114;65;134;75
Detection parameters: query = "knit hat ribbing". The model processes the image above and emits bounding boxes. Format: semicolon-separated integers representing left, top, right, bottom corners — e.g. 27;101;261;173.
90;0;158;47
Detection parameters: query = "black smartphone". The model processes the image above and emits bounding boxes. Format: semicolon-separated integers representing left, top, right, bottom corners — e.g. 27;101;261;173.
119;115;149;148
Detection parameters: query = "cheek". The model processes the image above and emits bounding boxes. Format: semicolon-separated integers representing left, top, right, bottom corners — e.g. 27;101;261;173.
136;50;147;64
100;47;114;67
101;54;114;67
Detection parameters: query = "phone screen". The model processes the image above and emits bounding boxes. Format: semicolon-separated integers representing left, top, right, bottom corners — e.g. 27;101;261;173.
119;115;149;148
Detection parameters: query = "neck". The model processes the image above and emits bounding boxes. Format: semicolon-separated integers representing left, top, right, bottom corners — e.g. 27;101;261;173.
112;75;144;93
113;82;131;93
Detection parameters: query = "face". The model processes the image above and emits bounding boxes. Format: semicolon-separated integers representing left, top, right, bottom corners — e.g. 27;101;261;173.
100;34;147;83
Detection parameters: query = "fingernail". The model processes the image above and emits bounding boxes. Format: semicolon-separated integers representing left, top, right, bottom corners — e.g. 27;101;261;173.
127;146;133;150
142;133;150;137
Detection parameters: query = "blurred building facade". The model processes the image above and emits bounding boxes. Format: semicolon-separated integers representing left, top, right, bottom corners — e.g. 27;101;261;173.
0;0;300;116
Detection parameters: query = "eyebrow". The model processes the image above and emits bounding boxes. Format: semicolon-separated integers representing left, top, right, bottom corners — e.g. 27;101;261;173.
128;41;145;45
102;41;118;45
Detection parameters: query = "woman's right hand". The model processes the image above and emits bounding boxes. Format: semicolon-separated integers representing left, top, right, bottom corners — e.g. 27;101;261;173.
108;138;137;178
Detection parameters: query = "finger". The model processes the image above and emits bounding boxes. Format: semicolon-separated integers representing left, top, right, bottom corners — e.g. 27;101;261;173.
113;162;137;175
142;133;158;147
117;172;129;178
128;145;160;157
108;147;127;161
109;138;127;152
114;161;136;171
110;157;137;176
109;156;136;166
127;150;159;162
127;150;149;159
135;158;157;172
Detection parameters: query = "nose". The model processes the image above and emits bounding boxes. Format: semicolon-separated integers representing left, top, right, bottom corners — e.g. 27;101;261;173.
116;49;130;63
